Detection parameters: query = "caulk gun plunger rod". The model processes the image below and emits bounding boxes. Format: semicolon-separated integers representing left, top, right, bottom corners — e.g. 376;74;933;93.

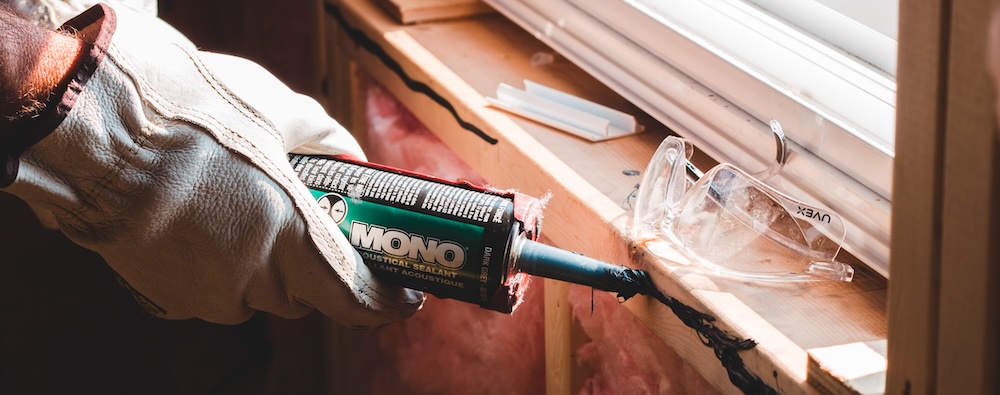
517;239;632;292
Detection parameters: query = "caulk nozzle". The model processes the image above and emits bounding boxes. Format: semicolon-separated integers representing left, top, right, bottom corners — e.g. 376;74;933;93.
516;239;646;294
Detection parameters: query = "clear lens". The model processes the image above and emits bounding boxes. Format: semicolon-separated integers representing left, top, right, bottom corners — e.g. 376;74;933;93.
633;137;854;282
632;137;690;236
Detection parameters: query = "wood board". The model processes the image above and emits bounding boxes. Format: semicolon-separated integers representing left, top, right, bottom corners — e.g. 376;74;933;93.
372;0;495;24
889;0;1000;394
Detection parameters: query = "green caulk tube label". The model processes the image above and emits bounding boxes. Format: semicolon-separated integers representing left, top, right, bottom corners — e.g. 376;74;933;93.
289;155;520;312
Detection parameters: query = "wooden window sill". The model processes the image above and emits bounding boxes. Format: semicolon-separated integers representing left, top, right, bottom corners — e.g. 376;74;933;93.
326;0;888;393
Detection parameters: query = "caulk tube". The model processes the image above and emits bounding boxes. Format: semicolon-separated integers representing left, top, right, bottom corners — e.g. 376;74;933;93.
289;154;644;312
289;154;538;313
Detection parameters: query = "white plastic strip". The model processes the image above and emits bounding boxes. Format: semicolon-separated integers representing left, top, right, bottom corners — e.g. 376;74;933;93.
487;80;643;142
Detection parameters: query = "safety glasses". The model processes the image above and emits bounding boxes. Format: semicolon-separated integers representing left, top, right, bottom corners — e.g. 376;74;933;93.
631;133;854;282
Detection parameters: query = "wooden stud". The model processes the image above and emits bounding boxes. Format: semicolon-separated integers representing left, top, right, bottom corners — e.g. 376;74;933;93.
890;0;1000;394
936;0;1000;393
887;0;949;393
544;279;572;395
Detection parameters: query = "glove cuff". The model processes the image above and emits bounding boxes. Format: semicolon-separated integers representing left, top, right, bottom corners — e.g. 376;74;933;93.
0;4;115;187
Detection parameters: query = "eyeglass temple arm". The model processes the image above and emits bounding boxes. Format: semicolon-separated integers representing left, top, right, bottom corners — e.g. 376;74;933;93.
683;119;788;183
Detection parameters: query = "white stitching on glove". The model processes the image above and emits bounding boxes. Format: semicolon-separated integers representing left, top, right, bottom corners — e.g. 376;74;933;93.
4;4;424;326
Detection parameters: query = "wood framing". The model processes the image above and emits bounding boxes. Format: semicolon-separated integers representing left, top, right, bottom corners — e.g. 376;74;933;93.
886;1;949;393
937;0;1000;392
324;0;891;393
889;0;1000;394
544;279;572;395
373;0;494;24
936;0;1000;394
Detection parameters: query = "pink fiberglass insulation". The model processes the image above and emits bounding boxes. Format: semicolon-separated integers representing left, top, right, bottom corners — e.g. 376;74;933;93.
356;290;548;394
362;82;486;185
568;284;719;395
357;82;718;394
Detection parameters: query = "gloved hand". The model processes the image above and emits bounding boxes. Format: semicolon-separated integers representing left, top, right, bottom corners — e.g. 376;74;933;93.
1;3;423;326
3;0;157;28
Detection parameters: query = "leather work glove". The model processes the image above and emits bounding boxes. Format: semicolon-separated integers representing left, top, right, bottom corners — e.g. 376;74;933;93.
3;0;157;28
0;3;424;326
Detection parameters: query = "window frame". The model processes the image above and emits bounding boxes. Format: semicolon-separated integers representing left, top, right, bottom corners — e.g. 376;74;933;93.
484;0;894;276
